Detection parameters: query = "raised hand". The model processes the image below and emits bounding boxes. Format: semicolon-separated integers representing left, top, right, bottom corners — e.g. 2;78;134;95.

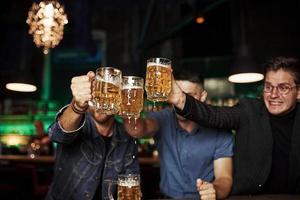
167;73;186;110
70;71;95;109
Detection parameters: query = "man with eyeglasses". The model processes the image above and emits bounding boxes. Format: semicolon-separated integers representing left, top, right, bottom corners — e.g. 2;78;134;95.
168;57;300;195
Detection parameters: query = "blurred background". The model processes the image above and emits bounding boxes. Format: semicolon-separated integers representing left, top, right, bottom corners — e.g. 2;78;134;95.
1;0;300;106
0;0;300;199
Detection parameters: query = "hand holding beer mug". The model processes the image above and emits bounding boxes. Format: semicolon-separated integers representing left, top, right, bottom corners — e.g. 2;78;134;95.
88;67;122;115
108;174;142;200
145;58;172;109
120;76;144;122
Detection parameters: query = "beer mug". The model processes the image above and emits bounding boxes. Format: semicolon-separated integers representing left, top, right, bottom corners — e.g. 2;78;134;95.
145;57;172;102
88;67;122;115
108;174;142;200
120;76;144;119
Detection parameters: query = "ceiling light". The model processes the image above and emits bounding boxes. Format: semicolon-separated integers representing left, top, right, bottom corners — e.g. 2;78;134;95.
26;0;68;54
228;73;264;83
6;83;37;92
195;16;205;24
229;45;264;83
228;2;263;83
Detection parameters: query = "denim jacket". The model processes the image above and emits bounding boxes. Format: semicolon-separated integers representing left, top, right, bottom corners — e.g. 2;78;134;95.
45;106;140;200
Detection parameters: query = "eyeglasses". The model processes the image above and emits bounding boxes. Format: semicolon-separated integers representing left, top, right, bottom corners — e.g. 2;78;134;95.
263;83;297;95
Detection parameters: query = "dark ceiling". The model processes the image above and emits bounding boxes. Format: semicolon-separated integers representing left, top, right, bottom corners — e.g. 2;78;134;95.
1;0;300;107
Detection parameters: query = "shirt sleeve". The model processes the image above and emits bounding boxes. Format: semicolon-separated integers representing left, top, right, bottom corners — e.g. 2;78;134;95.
175;94;242;130
147;109;166;123
146;108;172;136
48;104;86;144
214;131;234;160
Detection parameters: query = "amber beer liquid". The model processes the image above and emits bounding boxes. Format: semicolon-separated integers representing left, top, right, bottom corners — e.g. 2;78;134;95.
92;79;121;114
120;86;144;118
145;61;172;102
117;182;141;200
89;67;122;115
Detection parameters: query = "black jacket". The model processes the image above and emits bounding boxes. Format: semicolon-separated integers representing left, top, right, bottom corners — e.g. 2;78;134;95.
176;95;300;195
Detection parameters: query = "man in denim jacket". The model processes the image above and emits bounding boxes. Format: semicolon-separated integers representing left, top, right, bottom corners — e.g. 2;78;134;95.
45;71;139;200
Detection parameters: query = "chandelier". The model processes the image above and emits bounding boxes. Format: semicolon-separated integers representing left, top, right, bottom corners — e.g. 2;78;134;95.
26;0;68;54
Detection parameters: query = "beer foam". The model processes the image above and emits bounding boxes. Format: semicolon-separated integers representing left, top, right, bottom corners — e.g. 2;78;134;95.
96;77;120;86
118;180;139;187
122;86;143;90
147;62;171;68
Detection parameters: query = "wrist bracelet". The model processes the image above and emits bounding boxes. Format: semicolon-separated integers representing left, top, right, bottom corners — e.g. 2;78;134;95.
71;99;88;115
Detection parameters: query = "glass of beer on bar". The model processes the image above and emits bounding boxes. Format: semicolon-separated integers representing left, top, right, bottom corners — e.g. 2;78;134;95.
120;76;144;120
145;58;172;106
117;174;141;200
88;67;122;115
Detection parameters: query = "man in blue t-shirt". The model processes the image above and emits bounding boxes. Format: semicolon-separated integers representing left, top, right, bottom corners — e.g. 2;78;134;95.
124;69;233;199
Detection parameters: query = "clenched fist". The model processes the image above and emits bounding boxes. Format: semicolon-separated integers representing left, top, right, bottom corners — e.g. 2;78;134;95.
197;178;216;200
70;71;95;108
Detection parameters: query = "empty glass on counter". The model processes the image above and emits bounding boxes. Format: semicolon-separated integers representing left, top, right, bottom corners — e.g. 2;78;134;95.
88;67;122;115
145;58;172;106
120;76;144;120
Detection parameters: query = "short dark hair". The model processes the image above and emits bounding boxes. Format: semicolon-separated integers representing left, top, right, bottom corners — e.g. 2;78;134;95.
263;57;300;85
173;68;204;87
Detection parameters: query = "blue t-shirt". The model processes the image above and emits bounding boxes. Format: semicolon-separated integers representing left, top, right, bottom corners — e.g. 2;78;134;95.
148;108;233;198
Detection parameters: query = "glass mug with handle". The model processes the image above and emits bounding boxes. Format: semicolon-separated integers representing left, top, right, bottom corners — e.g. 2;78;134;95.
145;58;172;108
108;174;142;200
88;67;122;115
120;76;144;120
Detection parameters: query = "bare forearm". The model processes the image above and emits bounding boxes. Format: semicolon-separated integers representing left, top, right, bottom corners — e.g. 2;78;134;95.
59;105;84;132
168;90;186;110
167;74;187;110
173;92;186;110
213;178;232;199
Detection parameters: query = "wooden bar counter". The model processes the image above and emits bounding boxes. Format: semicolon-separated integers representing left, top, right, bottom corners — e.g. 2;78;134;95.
150;195;300;200
0;154;159;165
0;155;54;164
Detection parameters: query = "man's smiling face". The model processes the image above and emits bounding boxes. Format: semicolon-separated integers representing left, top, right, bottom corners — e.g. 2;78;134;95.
263;69;300;116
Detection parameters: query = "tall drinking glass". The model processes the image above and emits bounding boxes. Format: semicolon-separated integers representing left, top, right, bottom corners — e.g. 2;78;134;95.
145;58;172;108
88;67;122;115
120;76;144;120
